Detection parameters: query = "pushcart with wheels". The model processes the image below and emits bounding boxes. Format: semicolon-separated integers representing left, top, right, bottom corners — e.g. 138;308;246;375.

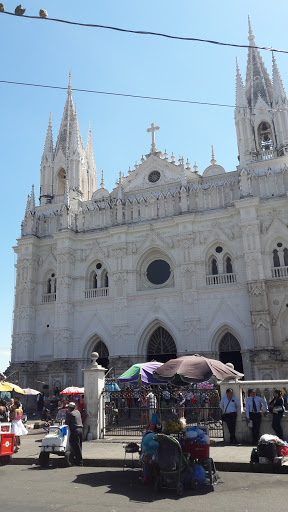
39;425;74;467
153;434;192;496
0;423;15;465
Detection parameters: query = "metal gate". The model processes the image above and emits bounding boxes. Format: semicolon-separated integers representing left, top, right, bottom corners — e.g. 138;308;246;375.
103;384;223;438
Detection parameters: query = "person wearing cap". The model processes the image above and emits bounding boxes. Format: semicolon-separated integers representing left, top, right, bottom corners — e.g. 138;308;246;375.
66;402;83;466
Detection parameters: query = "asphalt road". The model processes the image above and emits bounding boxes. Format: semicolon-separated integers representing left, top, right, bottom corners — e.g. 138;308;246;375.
0;465;287;512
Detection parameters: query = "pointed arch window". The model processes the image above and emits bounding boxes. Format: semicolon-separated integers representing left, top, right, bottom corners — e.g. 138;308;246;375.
284;248;288;267
42;272;56;303
273;249;281;268
211;258;218;275
225;256;233;274
258;122;274;152
93;340;109;368
147;327;177;362
85;261;109;299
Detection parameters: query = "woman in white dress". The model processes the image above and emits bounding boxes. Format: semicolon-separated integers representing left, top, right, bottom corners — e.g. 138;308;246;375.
10;400;28;452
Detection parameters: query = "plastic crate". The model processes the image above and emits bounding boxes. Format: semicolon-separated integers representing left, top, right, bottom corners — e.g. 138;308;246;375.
0;433;15;456
182;441;209;459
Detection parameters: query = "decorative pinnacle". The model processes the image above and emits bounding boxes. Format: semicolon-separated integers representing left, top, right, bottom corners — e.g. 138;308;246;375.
211;145;216;165
163;149;168;160
193;162;198;173
186;158;191;170
141;154;145;164
100;170;105;189
248;15;255;45
171;152;176;163
67;71;72;95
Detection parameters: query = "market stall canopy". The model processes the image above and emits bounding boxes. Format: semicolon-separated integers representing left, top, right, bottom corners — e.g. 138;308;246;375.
153;354;244;383
118;361;166;385
22;388;41;395
60;386;84;395
0;381;25;394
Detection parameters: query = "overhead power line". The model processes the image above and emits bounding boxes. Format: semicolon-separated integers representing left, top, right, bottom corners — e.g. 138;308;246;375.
0;79;286;113
2;11;288;54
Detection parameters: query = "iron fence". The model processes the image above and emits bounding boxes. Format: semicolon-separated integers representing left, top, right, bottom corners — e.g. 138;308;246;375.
103;385;223;438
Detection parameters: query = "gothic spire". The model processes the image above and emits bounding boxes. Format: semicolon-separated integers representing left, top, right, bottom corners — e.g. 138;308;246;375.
235;58;248;111
25;194;30;216
86;121;97;187
30;185;35;213
245;17;273;109
69;105;84;156
272;53;287;106
42;112;53;160
54;73;76;157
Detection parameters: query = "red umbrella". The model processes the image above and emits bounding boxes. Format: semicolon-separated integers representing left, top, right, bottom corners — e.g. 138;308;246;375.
153;354;243;383
60;386;84;395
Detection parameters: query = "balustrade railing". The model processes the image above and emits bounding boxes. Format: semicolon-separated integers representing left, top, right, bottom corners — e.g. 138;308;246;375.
206;273;237;286
42;293;56;303
271;266;288;279
85;287;109;299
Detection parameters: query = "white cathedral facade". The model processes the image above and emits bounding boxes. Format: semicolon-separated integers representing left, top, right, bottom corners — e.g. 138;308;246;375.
8;24;288;391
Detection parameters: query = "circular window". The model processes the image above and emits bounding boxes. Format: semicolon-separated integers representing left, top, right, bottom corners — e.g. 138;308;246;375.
96;263;102;270
147;259;171;285
148;170;161;183
215;246;223;253
277;243;283;248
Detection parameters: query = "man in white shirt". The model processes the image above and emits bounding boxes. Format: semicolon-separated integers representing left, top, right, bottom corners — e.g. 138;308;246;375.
220;388;240;444
245;389;268;444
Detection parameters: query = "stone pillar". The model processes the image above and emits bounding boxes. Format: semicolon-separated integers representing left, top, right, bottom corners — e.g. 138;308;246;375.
83;352;106;440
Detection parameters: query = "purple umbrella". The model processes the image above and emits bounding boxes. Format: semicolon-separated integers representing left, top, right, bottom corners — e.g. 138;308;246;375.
153;354;244;383
118;361;166;385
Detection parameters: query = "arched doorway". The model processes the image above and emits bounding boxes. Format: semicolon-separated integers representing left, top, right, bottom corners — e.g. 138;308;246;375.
93;340;109;368
147;326;177;363
219;333;243;373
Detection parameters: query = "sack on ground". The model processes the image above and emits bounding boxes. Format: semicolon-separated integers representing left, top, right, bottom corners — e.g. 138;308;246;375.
258;442;277;460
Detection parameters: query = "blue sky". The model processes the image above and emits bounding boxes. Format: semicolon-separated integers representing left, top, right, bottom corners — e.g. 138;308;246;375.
0;0;287;373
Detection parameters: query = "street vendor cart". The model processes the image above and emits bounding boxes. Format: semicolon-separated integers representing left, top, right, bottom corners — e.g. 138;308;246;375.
0;422;15;465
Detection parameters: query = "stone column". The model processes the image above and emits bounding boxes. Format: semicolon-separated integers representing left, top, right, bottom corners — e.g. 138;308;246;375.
83;352;106;440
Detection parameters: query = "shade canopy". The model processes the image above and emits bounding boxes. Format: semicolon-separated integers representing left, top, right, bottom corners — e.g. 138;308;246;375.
118;361;165;385
60;386;84;395
0;381;25;394
153;354;244;383
22;388;41;395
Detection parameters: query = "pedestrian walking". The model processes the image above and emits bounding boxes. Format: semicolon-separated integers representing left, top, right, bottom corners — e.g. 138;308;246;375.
246;389;268;444
269;389;285;440
220;388;240;444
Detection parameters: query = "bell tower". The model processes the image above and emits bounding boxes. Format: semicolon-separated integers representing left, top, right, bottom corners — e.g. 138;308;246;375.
235;19;288;167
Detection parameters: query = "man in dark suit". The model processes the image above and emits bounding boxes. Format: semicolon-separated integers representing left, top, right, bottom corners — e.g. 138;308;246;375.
66;402;83;466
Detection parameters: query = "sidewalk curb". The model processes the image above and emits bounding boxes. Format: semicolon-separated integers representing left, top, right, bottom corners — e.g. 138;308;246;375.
8;458;288;473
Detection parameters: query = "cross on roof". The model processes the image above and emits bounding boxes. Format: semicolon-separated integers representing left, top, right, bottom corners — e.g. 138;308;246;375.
147;123;160;153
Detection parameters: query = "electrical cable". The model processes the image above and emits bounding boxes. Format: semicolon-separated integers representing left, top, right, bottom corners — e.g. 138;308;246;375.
0;79;285;112
1;11;288;54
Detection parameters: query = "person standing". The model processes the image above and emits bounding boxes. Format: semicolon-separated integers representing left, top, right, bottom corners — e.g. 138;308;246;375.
10;400;28;452
65;402;83;466
220;388;240;444
269;389;285;440
246;389;268;444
